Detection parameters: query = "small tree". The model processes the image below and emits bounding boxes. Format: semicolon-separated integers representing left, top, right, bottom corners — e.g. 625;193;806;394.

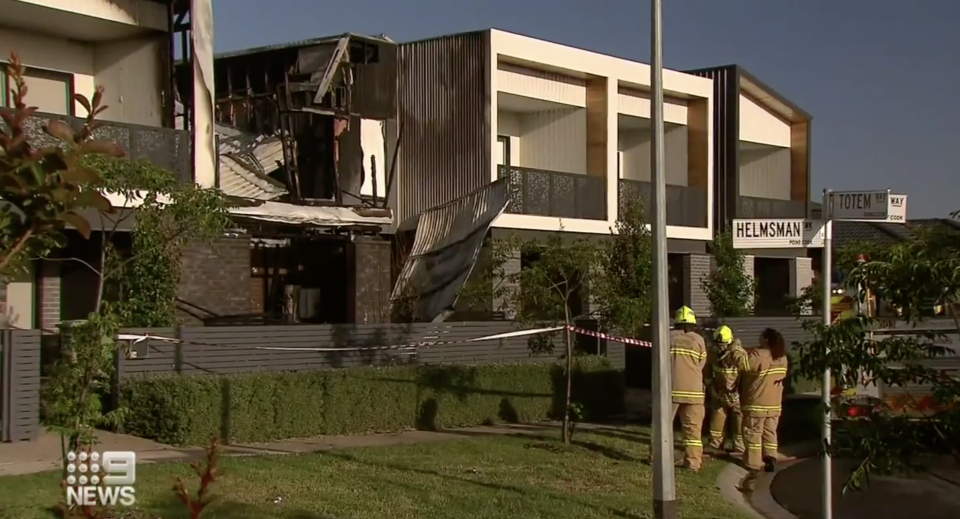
0;53;117;277
594;199;653;337
792;218;960;493
702;230;756;317
485;233;599;443
84;155;232;324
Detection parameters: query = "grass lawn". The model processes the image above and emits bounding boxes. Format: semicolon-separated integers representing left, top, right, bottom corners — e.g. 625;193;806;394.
0;426;747;519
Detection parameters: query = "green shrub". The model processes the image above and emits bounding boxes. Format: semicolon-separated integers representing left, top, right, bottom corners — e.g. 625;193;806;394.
120;357;624;446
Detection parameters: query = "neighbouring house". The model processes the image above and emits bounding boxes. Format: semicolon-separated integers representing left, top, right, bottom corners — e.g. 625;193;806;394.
391;29;718;319
180;33;398;325
0;0;219;331
686;65;814;316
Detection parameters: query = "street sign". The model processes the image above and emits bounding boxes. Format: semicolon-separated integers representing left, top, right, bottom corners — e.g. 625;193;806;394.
732;218;826;249
829;190;908;222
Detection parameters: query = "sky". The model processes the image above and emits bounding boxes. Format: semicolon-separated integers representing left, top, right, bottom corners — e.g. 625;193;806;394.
213;0;960;218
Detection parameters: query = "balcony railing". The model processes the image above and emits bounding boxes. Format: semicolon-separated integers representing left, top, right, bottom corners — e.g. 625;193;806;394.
738;196;807;219
617;179;708;228
500;166;607;221
16;112;193;184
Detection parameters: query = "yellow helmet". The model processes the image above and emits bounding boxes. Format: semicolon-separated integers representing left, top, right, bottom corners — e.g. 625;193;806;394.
714;325;733;345
674;306;697;325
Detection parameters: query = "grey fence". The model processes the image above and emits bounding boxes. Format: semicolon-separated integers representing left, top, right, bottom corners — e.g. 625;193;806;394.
117;322;626;379
1;330;41;442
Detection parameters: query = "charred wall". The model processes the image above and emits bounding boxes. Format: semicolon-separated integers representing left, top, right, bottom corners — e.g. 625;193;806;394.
397;32;491;224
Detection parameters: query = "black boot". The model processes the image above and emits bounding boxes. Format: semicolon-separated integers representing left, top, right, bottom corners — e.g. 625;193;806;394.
763;456;777;473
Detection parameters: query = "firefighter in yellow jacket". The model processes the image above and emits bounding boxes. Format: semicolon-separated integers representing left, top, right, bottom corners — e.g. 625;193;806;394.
706;325;744;453
725;327;789;472
670;306;708;471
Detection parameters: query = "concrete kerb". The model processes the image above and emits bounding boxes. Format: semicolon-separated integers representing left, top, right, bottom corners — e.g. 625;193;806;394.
714;441;818;519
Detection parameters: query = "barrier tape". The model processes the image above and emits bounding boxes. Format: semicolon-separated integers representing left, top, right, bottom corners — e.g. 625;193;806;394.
115;324;655;354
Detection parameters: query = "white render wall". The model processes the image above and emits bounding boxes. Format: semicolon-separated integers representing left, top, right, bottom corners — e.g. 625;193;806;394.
489;29;714;241
739;94;791;147
0;26;165;126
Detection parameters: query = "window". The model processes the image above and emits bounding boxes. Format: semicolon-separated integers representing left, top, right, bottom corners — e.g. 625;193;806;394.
1;64;74;116
496;135;511;167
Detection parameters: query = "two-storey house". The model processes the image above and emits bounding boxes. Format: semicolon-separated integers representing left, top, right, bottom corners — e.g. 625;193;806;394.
1;0;218;330
687;65;814;315
393;29;717;316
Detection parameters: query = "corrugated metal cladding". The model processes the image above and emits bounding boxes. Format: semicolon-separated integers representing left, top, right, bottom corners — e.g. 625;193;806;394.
687;67;739;234
739;147;791;199
349;40;398;120
398;32;490;224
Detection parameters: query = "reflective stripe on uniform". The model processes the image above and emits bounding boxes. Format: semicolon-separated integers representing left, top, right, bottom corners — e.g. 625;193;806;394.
742;404;782;412
763;443;778;452
681;438;703;447
671;390;705;398
708;430;724;438
671;347;706;360
713;366;738;374
757;367;788;377
746;443;762;451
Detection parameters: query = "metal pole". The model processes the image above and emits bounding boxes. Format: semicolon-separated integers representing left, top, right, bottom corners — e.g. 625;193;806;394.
650;0;676;517
820;189;833;519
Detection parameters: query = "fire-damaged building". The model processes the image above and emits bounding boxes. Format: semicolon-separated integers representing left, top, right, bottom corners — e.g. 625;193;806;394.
174;34;399;325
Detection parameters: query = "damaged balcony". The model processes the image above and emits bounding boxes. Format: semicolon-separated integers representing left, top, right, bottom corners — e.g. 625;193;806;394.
738;141;806;218
616;114;707;227
496;92;606;221
202;33;396;213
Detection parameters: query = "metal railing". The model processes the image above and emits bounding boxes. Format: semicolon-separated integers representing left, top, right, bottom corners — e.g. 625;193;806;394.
499;166;607;221
738;196;807;219
617;179;708;228
18;112;193;184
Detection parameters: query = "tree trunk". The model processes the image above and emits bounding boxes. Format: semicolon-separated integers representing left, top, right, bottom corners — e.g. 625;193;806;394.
562;304;573;444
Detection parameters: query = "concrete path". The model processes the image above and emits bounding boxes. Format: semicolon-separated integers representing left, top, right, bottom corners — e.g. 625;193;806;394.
767;456;960;519
713;440;960;519
0;423;599;477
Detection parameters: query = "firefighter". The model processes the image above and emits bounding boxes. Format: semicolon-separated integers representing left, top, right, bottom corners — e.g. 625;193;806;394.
725;327;788;472
669;305;708;471
706;325;744;454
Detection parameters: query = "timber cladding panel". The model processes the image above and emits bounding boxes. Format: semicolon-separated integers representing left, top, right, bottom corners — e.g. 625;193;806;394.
117;322;626;379
1;330;41;442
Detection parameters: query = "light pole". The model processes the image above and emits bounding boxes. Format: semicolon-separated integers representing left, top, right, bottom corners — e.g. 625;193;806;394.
820;189;833;519
650;0;676;517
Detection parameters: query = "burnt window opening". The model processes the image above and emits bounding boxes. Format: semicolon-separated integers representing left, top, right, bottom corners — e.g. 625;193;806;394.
348;41;380;64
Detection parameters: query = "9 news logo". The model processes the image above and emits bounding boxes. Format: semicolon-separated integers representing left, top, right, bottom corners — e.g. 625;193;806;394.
64;450;137;507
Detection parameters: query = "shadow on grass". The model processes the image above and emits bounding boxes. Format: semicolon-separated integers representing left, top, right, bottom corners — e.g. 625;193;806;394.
307;449;646;519
136;492;337;519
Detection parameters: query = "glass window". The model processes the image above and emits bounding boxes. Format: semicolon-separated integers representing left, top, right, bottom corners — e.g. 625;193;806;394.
1;64;73;116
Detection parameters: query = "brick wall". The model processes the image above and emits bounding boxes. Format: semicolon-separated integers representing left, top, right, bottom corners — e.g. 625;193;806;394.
682;253;712;315
0;280;7;327
177;235;252;325
790;257;814;316
38;261;60;333
352;236;391;324
743;254;756;311
493;246;520;319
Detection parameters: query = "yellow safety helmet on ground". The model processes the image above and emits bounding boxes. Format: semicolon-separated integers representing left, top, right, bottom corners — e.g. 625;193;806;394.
674;306;697;325
714;325;733;345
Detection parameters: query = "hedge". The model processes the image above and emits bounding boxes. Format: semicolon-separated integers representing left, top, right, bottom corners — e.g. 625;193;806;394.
120;357;625;446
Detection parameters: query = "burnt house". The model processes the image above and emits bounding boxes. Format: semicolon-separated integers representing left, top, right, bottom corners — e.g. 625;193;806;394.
173;34;400;326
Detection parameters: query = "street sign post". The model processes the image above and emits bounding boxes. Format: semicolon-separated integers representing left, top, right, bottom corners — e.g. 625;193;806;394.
732;218;826;249
729;189;910;519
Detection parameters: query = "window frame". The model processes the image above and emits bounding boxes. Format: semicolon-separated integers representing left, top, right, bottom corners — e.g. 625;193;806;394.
0;62;75;116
